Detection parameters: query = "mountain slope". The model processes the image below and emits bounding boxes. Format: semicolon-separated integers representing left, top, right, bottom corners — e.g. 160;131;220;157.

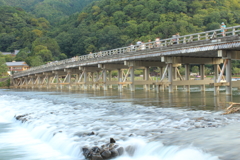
0;0;97;24
52;0;240;57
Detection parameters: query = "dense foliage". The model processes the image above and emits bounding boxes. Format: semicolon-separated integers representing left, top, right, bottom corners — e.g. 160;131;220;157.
1;0;240;74
0;0;97;25
0;54;8;76
0;6;66;66
52;0;240;57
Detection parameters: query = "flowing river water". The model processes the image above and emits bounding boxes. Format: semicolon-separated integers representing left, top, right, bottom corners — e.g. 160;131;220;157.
0;86;240;160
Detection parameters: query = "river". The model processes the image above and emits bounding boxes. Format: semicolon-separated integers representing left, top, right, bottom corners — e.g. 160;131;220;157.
0;86;240;160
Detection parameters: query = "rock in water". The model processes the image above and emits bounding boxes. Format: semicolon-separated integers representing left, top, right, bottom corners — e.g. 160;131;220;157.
92;146;101;153
92;153;103;160
82;147;92;159
82;138;125;160
101;150;111;159
110;138;116;143
110;148;119;157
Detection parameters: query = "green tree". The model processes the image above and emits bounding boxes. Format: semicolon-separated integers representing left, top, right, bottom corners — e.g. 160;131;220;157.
4;54;15;62
191;66;199;74
15;47;30;61
233;67;240;75
0;57;8;77
32;37;60;59
0;33;15;51
26;56;44;67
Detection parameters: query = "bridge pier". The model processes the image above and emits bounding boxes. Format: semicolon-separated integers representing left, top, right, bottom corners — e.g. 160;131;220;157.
83;70;88;90
108;70;112;89
118;69;122;92
130;66;135;92
24;77;28;89
66;70;72;90
55;73;59;90
144;67;150;91
159;67;165;91
214;64;219;96
168;63;173;93
200;64;205;91
225;54;232;95
103;69;107;91
185;64;190;92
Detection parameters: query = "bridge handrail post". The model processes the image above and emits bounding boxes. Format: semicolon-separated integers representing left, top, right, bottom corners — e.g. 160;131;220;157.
232;27;236;36
188;35;193;42
198;34;200;41
205;32;208;40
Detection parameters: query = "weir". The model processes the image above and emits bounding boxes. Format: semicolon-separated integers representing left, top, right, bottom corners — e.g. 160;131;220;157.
12;25;240;95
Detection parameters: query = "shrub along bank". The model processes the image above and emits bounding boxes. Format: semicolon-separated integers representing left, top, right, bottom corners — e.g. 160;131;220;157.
0;78;10;88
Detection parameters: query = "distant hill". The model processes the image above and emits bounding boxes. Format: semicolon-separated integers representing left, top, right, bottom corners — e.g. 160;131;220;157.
0;6;50;52
2;0;240;68
0;0;97;25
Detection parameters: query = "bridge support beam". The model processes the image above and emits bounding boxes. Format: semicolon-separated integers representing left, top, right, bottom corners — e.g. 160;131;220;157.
46;75;50;89
103;70;107;90
55;74;59;90
130;67;135;92
67;71;72;90
95;71;100;90
159;67;165;91
200;64;205;91
108;70;112;89
168;63;173;93
185;64;190;92
144;67;150;91
172;67;178;90
83;70;88;90
214;64;219;96
225;54;232;95
24;77;28;89
118;69;122;92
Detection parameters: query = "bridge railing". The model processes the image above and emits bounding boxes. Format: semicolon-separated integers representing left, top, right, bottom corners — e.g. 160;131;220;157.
13;25;240;77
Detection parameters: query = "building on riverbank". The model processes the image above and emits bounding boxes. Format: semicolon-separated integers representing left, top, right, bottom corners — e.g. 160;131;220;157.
6;61;29;75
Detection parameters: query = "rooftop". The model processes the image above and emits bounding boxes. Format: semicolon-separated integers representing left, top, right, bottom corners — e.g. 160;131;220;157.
6;61;29;67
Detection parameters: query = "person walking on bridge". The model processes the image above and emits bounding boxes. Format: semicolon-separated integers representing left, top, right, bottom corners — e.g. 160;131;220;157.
220;22;226;37
172;33;180;44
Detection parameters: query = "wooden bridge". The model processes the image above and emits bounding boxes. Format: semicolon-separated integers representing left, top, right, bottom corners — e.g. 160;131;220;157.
12;25;240;95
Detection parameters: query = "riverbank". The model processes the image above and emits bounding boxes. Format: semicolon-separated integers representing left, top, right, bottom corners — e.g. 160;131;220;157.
0;77;10;88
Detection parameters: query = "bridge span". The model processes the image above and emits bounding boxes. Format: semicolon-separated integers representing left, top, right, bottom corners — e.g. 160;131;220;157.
12;25;240;95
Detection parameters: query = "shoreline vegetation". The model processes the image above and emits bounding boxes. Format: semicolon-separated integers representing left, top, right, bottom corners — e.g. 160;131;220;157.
0;77;10;88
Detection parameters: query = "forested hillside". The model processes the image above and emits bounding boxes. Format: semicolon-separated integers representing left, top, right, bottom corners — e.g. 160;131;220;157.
1;0;240;69
0;6;66;66
0;0;97;24
52;0;240;57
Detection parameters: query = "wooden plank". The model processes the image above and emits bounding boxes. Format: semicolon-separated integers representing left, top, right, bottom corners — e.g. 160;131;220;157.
134;80;154;85
153;82;170;86
173;80;213;85
75;82;85;84
232;81;240;87
209;82;230;87
118;82;132;85
59;83;70;85
106;81;118;85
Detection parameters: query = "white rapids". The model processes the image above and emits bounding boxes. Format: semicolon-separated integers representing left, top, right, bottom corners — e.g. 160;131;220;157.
0;89;239;160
